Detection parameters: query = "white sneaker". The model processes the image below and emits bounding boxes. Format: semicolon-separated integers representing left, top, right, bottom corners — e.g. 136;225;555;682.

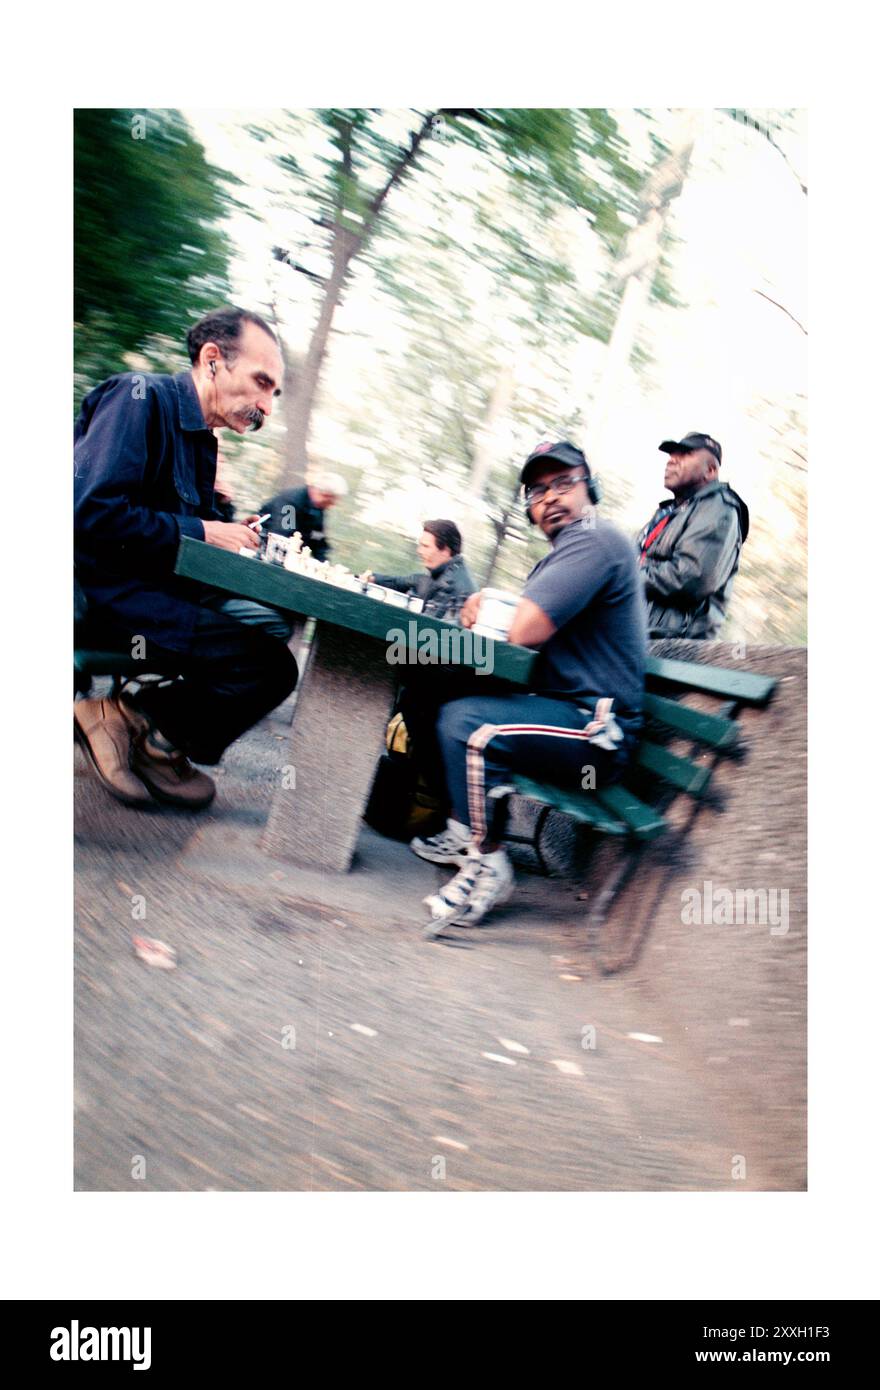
423;849;484;916
425;850;515;933
410;818;472;867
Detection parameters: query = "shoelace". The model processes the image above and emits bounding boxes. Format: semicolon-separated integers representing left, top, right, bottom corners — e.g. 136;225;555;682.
465;863;508;908
431;859;512;929
447;861;512;925
435;856;485;909
427;828;467;852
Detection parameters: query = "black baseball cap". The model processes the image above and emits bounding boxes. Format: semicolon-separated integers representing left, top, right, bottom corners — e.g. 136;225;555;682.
659;432;722;465
520;440;590;486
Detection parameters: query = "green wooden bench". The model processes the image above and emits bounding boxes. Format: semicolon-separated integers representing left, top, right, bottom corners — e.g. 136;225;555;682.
503;655;777;966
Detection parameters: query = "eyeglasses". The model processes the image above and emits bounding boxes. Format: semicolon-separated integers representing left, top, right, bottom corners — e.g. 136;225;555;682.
524;472;588;506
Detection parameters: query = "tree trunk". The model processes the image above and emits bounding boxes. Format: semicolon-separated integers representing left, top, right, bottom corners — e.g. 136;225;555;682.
467;359;516;498
276;236;357;490
454;357;517;564
272;110;438;492
481;479;524;588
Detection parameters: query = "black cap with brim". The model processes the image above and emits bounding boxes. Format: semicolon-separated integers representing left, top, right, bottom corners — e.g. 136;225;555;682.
659;432;722;464
520;440;589;486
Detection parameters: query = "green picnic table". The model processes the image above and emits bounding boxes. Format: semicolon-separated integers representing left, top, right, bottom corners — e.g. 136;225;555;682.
174;537;535;870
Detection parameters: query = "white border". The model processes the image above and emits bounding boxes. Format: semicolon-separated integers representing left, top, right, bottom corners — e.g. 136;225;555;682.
2;0;878;1304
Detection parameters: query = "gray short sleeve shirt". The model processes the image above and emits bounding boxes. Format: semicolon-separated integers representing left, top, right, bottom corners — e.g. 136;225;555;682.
522;516;647;715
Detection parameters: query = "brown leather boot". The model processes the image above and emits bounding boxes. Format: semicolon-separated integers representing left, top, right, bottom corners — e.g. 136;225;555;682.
129;731;216;811
74;697;155;807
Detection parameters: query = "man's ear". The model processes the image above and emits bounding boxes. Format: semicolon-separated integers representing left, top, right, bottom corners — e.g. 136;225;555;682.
201;341;221;373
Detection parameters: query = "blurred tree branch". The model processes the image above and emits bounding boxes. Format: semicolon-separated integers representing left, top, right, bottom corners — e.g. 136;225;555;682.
271;247;326;285
721;109;808;195
753;289;807;335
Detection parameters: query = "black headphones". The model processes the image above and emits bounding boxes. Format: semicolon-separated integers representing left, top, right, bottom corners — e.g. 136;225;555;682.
524;468;603;525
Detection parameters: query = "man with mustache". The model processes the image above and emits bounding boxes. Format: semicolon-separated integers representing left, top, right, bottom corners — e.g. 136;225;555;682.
412;441;646;932
74;306;298;810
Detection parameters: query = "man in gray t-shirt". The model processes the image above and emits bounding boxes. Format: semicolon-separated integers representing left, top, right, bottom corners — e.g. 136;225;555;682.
411;440;647;935
522;504;645;714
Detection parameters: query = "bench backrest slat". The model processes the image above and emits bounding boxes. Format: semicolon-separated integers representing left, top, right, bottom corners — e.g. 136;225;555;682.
596;784;668;841
642;692;740;750
636;740;712;795
646;655;776;705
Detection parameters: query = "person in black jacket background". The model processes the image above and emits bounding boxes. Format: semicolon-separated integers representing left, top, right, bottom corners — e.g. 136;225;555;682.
258;472;348;561
362;520;476;839
637;432;749;639
364;519;474;620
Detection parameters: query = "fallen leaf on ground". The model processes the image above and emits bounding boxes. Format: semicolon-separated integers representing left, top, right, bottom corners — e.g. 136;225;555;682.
432;1135;469;1151
132;936;177;970
481;1052;516;1066
550;1059;583;1076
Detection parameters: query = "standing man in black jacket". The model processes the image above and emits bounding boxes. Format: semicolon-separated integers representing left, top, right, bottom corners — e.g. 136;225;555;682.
637;432;749;639
258;472;348;561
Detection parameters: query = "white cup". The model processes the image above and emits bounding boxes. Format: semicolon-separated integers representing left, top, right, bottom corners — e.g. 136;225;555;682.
473;587;519;639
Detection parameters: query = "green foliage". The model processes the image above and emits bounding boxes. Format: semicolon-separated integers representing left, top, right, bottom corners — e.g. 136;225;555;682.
74;108;233;402
447;108;640;238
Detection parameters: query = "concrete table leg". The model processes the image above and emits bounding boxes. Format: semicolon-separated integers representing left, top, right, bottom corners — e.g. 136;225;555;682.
261;621;397;870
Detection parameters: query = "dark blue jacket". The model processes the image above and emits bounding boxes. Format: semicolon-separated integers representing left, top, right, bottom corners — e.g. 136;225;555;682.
74;371;221;651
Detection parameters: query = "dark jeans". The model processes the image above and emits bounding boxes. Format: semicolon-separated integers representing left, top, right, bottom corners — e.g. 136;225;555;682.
90;593;298;765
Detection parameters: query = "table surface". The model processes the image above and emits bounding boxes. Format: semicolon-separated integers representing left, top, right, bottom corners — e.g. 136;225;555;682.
175;537;536;686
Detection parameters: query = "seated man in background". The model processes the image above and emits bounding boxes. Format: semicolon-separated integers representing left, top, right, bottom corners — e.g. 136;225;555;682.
362;521;476;840
637;431;749;639
74;306;299;811
412;440;646;932
363;519;474;620
258;471;348;561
